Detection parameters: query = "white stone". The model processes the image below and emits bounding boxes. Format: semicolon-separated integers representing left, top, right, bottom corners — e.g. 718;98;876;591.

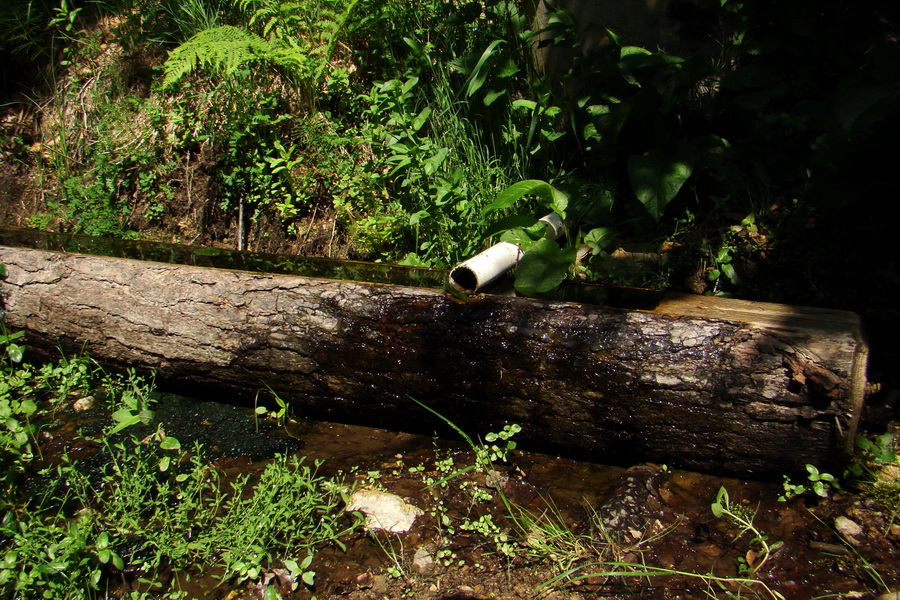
412;547;434;573
834;515;863;538
346;489;423;533
72;396;96;411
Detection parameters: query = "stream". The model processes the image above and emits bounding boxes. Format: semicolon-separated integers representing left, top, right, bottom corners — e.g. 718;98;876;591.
30;391;900;599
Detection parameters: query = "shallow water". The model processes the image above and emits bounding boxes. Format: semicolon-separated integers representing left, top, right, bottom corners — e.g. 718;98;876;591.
30;392;900;599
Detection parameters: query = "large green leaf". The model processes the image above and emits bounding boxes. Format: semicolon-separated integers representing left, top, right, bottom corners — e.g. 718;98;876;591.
482;179;568;219
514;238;577;296
627;152;692;221
466;39;506;98
583;227;616;255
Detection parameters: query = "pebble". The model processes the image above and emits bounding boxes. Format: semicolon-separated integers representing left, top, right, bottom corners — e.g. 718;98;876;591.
346;489;424;533
412;547;434;574
834;516;863;538
72;395;96;411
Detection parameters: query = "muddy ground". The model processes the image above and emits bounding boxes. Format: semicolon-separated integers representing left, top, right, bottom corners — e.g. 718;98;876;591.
30;393;900;600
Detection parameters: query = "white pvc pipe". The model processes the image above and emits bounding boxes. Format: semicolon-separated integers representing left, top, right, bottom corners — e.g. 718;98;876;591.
448;213;566;294
449;241;522;294
538;212;565;240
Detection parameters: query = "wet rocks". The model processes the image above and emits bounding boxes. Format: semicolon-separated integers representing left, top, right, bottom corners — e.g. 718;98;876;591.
346;489;424;533
412;547;435;574
595;463;667;535
71;395;96;411
834;515;864;539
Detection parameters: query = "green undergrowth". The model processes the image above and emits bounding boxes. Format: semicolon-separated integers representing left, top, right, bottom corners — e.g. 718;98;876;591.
0;326;352;598
4;0;897;304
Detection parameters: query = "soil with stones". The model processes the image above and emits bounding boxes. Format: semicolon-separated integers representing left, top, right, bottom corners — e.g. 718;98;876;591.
27;393;900;600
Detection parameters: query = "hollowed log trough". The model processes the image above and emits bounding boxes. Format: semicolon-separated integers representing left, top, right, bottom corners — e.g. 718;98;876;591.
0;237;868;478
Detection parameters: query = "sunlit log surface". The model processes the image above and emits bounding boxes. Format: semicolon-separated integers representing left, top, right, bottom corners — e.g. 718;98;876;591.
0;241;867;477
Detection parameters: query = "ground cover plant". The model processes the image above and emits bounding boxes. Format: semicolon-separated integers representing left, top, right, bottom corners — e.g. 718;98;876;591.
0;318;354;598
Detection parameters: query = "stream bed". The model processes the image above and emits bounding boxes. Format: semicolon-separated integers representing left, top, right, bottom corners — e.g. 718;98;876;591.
26;390;900;600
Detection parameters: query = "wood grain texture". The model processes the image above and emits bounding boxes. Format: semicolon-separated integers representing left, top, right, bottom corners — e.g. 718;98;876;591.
0;245;867;477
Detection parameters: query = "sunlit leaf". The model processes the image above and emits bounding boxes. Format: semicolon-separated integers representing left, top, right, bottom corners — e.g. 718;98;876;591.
514;238;577;296
466;39;505;97
411;107;431;132
409;210;430;226
424;147;449;174
262;585;282;600
159;436;181;451
482;180;568;218
511;99;536;111
483;88;506;106
19;399;37;416
6;343;24;363
401;36;425;57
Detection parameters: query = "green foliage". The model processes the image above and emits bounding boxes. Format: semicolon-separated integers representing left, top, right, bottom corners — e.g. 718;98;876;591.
481;179;580;296
411;398;521;486
0;507;116;600
0;320;36;475
9;0;900;304
779;464;842;502
846;433;900;519
104;368;156;436
163;25;274;87
0;353;350;598
483;179;568;219
0;0;56;60
515;238;577;296
34;352;94;402
711;486;782;576
627;151;693;222
358;68;520;266
481;424;522;464
164;0;363;101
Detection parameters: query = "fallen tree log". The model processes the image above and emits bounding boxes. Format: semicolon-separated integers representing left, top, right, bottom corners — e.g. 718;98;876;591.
0;235;868;477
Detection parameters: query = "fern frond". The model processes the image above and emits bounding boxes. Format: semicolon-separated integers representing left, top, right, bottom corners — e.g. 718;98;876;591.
313;0;362;85
163;25;273;87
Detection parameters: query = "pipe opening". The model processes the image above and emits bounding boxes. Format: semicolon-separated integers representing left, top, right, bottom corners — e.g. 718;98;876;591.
449;266;478;294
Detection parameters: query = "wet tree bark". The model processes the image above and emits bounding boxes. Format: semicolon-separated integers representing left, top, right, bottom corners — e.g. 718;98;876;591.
0;245;867;478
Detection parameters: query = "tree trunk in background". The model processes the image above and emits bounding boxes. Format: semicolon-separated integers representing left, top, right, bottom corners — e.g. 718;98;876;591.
0;244;867;478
